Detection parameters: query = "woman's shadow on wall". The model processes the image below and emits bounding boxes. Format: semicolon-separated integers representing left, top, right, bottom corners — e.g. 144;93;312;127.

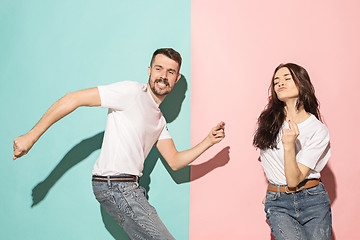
31;76;230;240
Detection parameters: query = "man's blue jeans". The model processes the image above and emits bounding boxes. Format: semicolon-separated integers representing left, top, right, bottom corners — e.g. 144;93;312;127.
92;179;175;240
264;182;332;240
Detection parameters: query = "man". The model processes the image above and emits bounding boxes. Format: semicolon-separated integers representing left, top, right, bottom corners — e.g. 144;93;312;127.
13;48;225;239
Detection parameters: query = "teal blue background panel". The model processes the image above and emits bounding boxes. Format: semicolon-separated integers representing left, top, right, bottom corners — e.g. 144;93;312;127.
0;1;190;239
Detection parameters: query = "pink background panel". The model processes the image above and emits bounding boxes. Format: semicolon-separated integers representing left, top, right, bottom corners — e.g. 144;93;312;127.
190;0;360;239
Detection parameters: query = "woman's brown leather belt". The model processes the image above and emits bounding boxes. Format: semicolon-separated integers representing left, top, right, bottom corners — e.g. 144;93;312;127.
267;179;320;193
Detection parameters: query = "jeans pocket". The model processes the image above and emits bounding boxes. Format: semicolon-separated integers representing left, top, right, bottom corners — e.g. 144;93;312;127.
264;191;279;214
93;188;113;202
92;181;105;187
116;182;139;195
93;187;127;226
304;182;326;196
265;191;279;201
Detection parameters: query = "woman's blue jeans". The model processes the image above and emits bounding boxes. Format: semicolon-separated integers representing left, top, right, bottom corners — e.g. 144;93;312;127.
92;180;175;240
264;182;332;240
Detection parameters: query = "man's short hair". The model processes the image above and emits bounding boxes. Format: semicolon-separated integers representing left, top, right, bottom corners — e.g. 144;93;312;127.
150;48;182;72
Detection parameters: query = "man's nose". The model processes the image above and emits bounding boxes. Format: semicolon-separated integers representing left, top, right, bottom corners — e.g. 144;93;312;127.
160;71;168;79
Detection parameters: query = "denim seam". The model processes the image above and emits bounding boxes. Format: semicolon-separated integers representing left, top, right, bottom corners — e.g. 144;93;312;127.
116;186;159;238
114;186;136;217
108;195;126;226
134;189;157;216
133;189;162;237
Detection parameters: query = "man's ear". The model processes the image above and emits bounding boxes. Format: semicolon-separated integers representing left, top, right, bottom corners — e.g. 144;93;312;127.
148;66;151;77
176;73;181;83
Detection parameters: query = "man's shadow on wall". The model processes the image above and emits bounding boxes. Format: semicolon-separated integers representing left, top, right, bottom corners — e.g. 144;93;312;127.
31;76;230;240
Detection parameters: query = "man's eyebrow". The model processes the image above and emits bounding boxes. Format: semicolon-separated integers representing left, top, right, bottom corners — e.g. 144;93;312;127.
274;77;279;80
153;65;178;73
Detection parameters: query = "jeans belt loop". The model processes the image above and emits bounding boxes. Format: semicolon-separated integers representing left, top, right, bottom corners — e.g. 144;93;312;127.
135;176;139;186
107;176;111;188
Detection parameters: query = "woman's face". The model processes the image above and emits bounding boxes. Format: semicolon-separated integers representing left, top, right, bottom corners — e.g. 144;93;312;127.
273;67;299;102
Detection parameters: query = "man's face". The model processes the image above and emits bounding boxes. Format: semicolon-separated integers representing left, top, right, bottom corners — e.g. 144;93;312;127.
148;54;181;97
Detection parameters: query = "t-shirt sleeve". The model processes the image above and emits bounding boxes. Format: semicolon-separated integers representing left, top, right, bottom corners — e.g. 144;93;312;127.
296;126;331;170
98;81;140;110
158;124;172;140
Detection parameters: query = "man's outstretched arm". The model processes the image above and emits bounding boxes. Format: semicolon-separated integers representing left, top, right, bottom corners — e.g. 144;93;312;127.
13;87;101;160
156;122;225;171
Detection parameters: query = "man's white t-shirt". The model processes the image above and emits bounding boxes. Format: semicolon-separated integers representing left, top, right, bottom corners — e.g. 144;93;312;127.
91;81;171;177
260;114;331;185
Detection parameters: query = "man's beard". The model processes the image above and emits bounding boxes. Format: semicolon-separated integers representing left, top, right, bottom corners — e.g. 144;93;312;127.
149;77;172;96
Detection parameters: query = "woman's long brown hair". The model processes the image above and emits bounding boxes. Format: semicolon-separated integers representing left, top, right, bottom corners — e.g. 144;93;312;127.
253;63;322;150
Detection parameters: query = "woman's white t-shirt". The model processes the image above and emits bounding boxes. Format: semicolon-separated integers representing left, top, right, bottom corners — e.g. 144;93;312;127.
260;114;331;185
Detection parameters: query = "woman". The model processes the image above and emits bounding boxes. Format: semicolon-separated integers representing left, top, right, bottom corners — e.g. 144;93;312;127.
253;63;332;240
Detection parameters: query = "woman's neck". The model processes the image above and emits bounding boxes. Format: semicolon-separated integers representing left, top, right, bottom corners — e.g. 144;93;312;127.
284;100;310;124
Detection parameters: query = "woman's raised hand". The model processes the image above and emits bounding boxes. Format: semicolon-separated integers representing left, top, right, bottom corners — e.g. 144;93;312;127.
281;120;299;147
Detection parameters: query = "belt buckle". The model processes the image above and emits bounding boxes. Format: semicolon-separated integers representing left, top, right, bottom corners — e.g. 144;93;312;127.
285;186;301;193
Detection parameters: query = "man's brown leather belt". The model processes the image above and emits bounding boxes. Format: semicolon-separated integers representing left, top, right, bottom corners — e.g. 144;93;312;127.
92;175;140;183
267;179;320;193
